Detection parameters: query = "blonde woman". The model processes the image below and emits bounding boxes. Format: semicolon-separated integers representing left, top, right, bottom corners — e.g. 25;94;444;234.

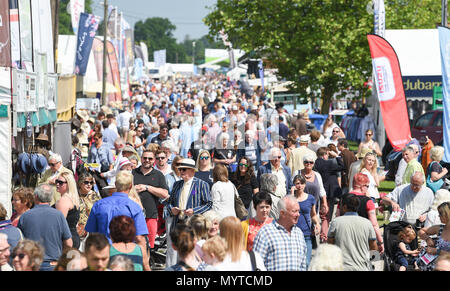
195;149;214;189
358;152;385;201
215;216;266;271
55;171;81;249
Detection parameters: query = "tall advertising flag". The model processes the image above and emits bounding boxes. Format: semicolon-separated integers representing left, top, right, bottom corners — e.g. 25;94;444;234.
0;0;11;67
258;60;264;92
70;0;85;35
367;34;411;151
438;26;450;163
74;12;99;76
373;0;385;38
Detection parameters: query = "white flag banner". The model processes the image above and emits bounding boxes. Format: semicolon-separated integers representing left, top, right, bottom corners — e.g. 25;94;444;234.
70;0;85;35
154;49;166;68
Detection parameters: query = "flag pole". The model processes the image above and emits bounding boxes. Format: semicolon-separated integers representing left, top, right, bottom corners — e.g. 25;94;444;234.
102;0;108;106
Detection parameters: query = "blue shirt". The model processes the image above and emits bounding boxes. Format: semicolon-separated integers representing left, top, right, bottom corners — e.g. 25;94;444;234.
102;128;119;150
0;220;23;252
18;205;72;262
253;220;307;271
88;143;114;171
85;192;148;244
296;194;316;236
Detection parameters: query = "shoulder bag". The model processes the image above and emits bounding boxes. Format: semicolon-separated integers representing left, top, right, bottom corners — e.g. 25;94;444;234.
234;185;248;220
426;161;444;193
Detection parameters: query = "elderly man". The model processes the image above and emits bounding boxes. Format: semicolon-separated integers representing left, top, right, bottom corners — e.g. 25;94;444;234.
133;150;169;250
166;158;212;266
382;171;434;225
401;145;425;185
18;184;73;271
100;137;126;181
257;147;293;199
37;153;74;205
253;195;307;271
0;233;12;271
287;135;317;174
248;173;280;220
85;170;150;270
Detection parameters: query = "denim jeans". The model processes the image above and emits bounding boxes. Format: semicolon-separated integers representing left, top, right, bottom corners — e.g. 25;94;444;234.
39;261;56;271
304;236;312;269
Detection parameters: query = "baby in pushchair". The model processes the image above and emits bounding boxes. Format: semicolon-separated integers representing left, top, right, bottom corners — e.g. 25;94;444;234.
393;225;420;271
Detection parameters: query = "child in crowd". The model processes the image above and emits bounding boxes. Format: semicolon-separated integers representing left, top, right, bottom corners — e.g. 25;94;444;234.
394;225;420;271
187;214;210;259
201;236;227;270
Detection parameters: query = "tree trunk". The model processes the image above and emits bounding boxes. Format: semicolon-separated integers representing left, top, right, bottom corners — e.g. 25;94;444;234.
320;86;333;114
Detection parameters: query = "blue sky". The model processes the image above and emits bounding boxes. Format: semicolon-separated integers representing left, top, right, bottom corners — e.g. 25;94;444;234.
91;0;217;42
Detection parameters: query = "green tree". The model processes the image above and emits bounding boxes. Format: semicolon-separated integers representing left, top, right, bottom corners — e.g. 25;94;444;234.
204;0;441;113
58;0;93;35
181;34;225;65
134;17;189;63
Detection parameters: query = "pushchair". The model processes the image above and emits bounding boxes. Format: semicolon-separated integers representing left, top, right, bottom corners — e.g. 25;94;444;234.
382;221;419;271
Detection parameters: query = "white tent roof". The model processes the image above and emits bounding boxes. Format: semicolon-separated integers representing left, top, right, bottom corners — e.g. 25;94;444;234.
384;29;441;76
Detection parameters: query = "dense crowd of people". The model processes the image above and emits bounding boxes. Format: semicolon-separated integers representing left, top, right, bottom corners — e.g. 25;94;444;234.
1;72;449;272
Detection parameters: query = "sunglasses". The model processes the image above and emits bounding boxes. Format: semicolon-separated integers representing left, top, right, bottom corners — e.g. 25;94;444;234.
333;130;340;133
239;163;248;167
55;180;67;185
272;156;282;160
49;162;59;167
156;157;166;160
366;133;373;136
142;157;154;161
179;168;189;172
83;181;94;185
200;156;209;160
12;253;26;260
304;161;314;164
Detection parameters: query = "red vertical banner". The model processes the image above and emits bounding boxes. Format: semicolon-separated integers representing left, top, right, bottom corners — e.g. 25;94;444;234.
0;0;11;67
107;41;122;102
367;34;411;151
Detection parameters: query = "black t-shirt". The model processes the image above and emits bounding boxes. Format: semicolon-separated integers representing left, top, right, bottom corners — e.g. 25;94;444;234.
231;174;259;209
132;167;169;219
195;170;214;189
213;148;236;160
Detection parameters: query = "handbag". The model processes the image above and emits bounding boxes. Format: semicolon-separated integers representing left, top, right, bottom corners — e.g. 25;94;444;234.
234;186;248;220
426;162;444;193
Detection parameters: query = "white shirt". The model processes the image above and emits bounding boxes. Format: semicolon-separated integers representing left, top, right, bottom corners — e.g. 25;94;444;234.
211;181;237;219
215;250;267;271
271;164;287;199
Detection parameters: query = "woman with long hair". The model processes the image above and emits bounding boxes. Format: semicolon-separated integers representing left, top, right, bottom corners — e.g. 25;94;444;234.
195;149;214;189
230;157;259;210
211;164;237;219
76;172;102;247
292;175;321;268
215;216;266;270
165;223;203;271
358;151;385;201
55;171;81;249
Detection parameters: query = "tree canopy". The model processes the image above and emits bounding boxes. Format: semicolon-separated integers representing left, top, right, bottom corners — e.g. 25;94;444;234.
204;0;442;113
58;0;93;35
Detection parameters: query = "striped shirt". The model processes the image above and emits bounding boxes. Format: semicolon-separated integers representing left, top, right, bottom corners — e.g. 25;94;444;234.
253;220;307;271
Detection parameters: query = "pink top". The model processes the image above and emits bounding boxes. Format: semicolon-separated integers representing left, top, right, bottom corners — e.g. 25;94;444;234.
246;217;273;251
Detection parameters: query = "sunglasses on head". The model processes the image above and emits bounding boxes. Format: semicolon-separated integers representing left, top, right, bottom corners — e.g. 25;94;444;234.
12;253;26;260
